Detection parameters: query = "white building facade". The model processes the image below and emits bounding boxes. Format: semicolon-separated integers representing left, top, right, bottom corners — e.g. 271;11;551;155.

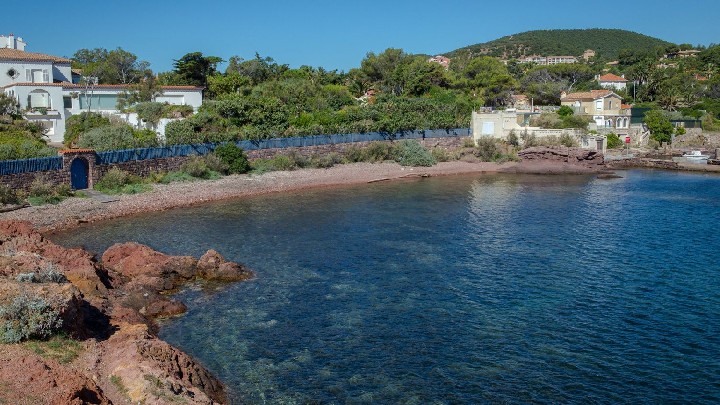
0;34;203;144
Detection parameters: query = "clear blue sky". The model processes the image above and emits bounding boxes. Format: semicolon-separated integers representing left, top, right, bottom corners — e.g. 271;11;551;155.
5;0;718;73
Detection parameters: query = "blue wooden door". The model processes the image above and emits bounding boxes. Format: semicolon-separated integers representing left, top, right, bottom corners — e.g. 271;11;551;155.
70;158;89;190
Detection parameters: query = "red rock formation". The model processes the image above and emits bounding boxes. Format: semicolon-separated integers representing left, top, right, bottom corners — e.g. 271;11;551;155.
0;220;253;404
502;146;608;174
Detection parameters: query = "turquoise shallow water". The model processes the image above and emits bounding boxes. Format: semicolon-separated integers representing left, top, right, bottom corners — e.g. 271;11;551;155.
54;169;720;404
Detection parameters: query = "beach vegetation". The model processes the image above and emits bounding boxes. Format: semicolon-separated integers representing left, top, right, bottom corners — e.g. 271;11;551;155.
95;167;150;194
644;110;674;144
24;333;82;364
28;176;74;205
64;112;111;147
394;139;436;167
0;184;21;205
0;292;63;343
606;133;623;148
214;143;251;174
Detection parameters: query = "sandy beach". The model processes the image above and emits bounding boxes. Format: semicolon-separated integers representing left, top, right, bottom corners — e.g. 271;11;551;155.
1;161;517;233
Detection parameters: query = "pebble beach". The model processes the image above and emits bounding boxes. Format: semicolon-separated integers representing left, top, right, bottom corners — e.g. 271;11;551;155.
2;161;516;232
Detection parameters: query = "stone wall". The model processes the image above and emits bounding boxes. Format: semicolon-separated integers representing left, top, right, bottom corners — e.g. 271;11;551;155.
2;136;467;192
606;158;680;170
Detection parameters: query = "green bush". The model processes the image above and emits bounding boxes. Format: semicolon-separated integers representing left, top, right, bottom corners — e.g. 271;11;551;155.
474;137;500;161
309;152;344;168
214;143;251;174
394;139;436;167
559;133;578;147
95;168;130;191
165;120;201;145
158;171;196;184
27;177;69;205
606;133;623;149
202;153;230;174
507;131;519;147
133;128;160;148
520;131;538;147
77;124;135;151
64;112;111;147
0;184;20;205
431;147;455;162
364;142;397;162
95;168;150;194
181;156;213;179
0;293;62;343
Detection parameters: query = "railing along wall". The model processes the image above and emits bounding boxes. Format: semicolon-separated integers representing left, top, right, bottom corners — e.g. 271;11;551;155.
1;128;471;175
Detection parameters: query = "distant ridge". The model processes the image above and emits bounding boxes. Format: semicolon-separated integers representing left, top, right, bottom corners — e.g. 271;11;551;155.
444;28;675;60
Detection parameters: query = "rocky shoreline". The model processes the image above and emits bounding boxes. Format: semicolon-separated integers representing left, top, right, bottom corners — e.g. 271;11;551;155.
0;152;615;404
0;220;252;404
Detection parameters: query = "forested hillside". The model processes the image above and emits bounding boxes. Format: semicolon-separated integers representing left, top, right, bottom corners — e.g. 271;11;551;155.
446;29;675;60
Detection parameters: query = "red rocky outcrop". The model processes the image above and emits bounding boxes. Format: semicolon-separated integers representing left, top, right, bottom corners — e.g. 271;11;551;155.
0;220;252;404
503;146;607;174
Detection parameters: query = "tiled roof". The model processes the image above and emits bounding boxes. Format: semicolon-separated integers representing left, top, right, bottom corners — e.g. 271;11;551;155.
0;48;71;63
562;89;617;101
621;104;633;109
598;73;627;82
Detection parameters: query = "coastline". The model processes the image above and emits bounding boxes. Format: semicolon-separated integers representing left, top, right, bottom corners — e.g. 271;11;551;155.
2;161;519;233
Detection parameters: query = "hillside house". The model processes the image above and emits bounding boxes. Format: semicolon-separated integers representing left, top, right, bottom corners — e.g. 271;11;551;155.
0;34;203;144
560;89;630;133
597;73;628;91
519;55;578;65
428;55;450;69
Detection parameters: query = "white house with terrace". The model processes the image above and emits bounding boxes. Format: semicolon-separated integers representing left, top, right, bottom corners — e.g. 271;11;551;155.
0;34;203;144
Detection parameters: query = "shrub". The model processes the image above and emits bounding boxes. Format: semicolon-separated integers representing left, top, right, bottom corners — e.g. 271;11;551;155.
606;133;623;149
135;102;165;128
27;177;67;205
77;124;135;151
520;131;538;147
214;143;250;174
474;137;500;161
269;154;298;171
431;147;453;162
64;112;111;147
202;153;230;174
395;139;436;167
24;334;82;364
164;120;200;145
95;168;149;194
462;138;476;148
309;152;344;168
158;171;196;184
0;184;20;205
133;128;160;148
95;168;130;191
507;130;519;147
559;133;578;147
180;156;221;179
364;142;397;162
0;293;62;343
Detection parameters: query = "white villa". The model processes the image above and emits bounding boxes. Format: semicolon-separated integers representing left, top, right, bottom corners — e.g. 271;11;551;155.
0;34;203;144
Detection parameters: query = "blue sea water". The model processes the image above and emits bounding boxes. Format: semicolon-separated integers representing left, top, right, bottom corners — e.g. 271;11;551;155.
53;169;720;404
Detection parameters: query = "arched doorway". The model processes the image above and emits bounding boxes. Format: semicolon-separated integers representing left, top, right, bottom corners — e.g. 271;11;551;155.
70;158;89;190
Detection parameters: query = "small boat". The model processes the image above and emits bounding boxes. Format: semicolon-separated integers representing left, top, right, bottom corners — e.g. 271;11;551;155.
682;150;709;160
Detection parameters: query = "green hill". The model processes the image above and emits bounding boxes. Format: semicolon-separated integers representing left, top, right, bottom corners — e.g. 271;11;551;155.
444;28;674;60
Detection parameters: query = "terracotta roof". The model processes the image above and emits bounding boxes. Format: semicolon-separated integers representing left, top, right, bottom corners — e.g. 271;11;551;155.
0;48;71;63
621;104;633;109
598;73;627;82
1;82;70;89
562;89;619;101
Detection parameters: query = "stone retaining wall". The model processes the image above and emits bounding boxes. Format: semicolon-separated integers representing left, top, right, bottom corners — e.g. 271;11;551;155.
606;158;680;170
2;137;467;192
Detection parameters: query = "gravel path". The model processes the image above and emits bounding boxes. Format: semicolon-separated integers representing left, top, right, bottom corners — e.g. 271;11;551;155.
2;161;515;232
